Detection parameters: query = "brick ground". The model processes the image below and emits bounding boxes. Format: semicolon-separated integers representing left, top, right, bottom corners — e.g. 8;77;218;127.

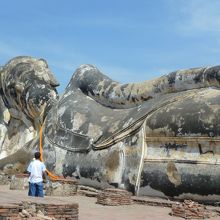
0;185;219;220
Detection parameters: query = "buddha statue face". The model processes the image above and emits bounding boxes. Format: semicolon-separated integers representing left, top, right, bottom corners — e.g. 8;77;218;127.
0;56;59;128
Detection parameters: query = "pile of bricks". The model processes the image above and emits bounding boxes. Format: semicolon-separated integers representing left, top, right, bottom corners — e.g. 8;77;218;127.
171;200;212;219
97;188;132;206
0;201;78;220
22;202;78;220
45;178;78;197
0;204;20;219
77;185;99;198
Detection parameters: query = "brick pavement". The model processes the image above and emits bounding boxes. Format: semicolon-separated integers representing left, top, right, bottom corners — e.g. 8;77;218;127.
0;185;220;220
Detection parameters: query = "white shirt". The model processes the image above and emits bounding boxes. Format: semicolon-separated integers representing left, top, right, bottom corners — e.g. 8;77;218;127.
27;159;46;183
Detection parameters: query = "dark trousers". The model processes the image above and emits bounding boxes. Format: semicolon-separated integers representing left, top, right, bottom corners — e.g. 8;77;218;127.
28;182;44;197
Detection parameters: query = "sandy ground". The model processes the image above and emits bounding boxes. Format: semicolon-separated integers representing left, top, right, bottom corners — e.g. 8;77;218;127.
0;185;219;220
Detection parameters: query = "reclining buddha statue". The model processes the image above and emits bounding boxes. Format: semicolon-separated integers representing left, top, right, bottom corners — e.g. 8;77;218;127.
0;56;220;202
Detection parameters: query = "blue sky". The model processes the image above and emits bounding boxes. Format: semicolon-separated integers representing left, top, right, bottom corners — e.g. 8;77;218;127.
0;0;220;93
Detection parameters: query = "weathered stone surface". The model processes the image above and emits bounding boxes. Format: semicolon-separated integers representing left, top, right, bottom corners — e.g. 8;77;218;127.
0;57;220;202
9;174;29;190
45;180;78;196
0;171;10;185
0;56;59;174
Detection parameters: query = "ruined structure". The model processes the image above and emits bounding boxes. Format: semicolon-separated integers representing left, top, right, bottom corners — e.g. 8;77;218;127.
0;56;220;202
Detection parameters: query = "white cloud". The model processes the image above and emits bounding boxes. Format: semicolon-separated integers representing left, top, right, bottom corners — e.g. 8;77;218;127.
176;0;220;34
